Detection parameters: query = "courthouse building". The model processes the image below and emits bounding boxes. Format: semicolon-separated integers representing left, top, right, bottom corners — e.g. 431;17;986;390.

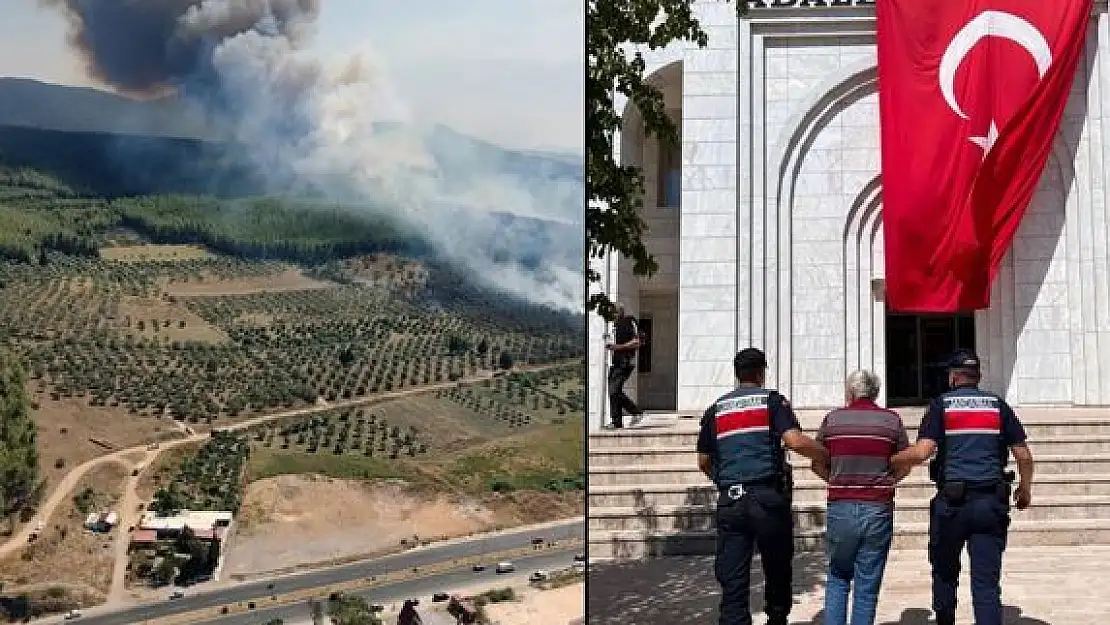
588;0;1110;427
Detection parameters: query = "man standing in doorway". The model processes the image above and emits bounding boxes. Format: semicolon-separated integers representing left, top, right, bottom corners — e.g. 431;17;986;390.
605;303;644;429
815;370;911;625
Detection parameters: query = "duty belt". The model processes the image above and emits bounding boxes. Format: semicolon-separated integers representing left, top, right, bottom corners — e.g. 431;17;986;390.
722;476;778;500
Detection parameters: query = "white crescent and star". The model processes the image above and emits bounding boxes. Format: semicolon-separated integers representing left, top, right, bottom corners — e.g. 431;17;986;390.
938;10;1054;156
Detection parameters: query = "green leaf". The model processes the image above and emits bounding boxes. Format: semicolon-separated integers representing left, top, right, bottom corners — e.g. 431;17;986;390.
587;0;746;319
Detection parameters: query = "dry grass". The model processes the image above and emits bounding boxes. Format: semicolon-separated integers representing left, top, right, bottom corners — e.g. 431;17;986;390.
479;490;584;526
99;244;213;262
114;296;227;344
29;386;185;490
161;269;334;296
0;463;128;595
224;475;502;576
480;583;583;625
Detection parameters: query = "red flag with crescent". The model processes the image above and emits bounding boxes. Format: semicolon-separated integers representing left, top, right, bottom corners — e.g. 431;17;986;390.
878;0;1092;312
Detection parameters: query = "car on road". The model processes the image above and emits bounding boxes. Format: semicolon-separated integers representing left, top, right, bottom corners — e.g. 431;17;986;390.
530;537;544;545
574;553;586;562
472;564;486;572
432;593;450;602
495;562;515;574
169;590;185;600
529;570;550;582
63;610;81;620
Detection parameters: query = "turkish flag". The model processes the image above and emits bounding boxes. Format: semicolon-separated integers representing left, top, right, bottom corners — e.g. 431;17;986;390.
878;0;1092;312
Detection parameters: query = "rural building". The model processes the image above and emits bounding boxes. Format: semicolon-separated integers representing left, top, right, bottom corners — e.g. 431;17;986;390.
84;511;119;533
128;529;158;552
588;0;1110;418
138;510;232;538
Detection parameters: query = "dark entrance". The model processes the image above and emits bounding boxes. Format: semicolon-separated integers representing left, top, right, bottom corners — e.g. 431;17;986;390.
885;313;976;406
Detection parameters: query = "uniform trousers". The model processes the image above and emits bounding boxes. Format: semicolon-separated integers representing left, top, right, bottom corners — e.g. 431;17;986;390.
715;484;793;625
928;488;1010;625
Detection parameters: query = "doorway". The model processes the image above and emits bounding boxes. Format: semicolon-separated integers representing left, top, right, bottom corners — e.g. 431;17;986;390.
885;313;976;406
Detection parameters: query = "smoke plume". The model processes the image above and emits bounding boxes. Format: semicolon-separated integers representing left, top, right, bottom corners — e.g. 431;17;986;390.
39;0;583;310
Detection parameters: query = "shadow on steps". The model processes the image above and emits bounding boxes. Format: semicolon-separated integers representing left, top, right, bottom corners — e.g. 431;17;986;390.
868;606;1052;625
587;555;1053;625
587;552;825;624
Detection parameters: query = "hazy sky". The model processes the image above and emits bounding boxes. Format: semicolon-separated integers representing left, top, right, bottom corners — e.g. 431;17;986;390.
0;0;584;153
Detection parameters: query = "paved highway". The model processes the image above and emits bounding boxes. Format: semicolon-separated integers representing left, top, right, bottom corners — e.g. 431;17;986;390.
194;549;581;625
71;519;583;625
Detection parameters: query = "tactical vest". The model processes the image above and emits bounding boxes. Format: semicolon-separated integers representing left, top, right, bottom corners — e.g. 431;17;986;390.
711;387;787;487
928;387;1009;484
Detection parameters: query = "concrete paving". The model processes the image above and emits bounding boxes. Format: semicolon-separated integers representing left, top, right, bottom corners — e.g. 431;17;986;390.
587;546;1110;624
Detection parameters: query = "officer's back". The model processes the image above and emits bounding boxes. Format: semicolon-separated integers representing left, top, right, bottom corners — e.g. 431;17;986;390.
696;347;828;625
710;384;789;490
891;348;1034;625
929;383;1012;486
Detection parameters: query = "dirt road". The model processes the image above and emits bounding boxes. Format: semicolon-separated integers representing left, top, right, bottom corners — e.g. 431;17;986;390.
0;362;570;600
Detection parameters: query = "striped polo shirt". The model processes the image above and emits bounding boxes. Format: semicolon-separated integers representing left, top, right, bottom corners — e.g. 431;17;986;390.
816;398;910;505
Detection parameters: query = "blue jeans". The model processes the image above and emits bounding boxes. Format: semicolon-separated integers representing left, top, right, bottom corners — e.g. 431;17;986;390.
824;501;894;625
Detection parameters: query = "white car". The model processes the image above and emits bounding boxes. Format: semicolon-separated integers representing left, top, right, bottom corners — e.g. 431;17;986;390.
495;562;514;574
63;610;81;620
169;590;185;600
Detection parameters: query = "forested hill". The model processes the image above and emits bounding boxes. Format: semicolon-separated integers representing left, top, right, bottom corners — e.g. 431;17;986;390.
0;167;581;315
0;168;415;262
0;125;267;199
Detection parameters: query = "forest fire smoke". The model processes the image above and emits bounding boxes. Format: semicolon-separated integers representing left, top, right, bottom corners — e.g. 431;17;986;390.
37;0;583;310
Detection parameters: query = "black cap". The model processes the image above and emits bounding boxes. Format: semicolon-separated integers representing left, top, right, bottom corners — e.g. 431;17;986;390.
734;348;768;371
947;348;981;371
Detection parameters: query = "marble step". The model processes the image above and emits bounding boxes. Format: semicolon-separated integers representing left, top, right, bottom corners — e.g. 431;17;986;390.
588;495;1110;533
588;473;1110;507
588;436;1110;467
589;420;1110;449
588;518;1110;561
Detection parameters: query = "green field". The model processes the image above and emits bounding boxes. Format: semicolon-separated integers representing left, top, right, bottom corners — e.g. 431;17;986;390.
242;364;585;494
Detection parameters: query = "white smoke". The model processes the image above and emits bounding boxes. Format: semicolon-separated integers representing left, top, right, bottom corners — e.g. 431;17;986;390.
182;5;584;310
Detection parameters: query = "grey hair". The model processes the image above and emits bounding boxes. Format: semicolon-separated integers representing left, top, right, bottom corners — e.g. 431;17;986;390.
846;370;881;401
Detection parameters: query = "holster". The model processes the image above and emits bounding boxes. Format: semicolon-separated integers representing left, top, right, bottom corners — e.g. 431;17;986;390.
940;481;967;506
928;457;942;483
778;464;794;500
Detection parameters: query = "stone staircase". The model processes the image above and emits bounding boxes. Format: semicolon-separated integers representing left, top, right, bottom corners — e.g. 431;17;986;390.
588;409;1110;561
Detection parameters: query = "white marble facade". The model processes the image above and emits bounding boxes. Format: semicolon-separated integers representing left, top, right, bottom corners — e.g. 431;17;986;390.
588;1;1110;428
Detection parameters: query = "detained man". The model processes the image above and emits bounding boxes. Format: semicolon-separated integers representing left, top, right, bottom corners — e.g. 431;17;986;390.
813;370;911;625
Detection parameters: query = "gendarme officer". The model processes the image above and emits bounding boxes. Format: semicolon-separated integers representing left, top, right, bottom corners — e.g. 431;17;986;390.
696;348;829;625
892;348;1035;625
